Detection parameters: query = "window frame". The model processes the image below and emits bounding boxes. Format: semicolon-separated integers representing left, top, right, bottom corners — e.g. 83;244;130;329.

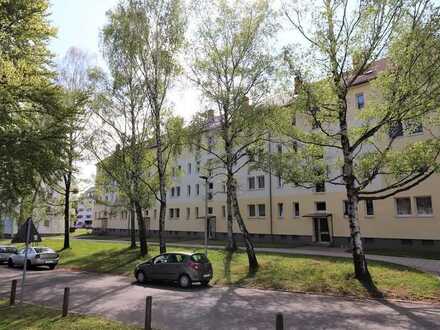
395;197;412;217
414;196;433;216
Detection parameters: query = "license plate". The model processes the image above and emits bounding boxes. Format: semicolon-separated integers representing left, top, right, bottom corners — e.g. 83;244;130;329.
45;260;55;264
203;274;211;278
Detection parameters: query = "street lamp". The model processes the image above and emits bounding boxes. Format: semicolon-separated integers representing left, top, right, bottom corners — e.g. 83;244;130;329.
199;175;209;256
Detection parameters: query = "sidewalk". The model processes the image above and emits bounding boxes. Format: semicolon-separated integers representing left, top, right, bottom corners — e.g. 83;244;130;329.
72;236;440;276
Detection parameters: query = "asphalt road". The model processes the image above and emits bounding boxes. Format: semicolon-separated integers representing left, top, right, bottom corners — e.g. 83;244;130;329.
0;266;440;329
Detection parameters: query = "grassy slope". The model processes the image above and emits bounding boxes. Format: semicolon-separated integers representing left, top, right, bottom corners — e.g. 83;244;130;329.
17;238;439;302
0;300;140;330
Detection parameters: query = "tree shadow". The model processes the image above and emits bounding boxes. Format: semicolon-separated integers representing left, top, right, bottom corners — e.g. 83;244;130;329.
357;272;384;299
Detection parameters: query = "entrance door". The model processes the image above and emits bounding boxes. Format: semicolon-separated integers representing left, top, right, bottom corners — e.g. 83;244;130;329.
313;218;330;243
208;217;216;239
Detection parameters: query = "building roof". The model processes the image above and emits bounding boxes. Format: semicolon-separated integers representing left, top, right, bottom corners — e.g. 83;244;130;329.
349;58;388;87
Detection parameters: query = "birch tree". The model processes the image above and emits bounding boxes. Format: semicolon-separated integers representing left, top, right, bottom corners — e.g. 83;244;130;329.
274;0;440;286
190;0;278;272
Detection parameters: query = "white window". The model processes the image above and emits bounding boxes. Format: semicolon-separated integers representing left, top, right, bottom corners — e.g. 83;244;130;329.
396;197;411;216
208;207;214;215
343;200;349;217
196;184;200;195
222;205;226;218
415;196;433;216
188;163;192;174
248;204;256;217
277;203;284;217
196;161;200;173
356;93;365;109
186;207;190;220
175;208;180;218
293;202;300;217
257;175;265;189
187;185;191;196
258;204;266;217
195;207;199;218
169;208;174;219
171;187;175;197
176;186;181;197
365;199;374;216
316;201;326;212
248;177;255;190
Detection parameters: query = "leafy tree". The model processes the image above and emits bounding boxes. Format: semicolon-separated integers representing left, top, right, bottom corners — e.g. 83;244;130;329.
55;47;96;249
273;0;440;286
189;0;278;272
0;0;70;215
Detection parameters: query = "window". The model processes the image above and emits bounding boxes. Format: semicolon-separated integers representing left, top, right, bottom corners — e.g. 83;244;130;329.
169;208;174;219
209;182;214;190
195;207;199;218
178;165;182;173
248;204;256;217
389;121;404;138
172;167;176;177
171;187;175;197
293;202;300;217
356;93;365;109
258;204;266;217
186;207;190;220
277;144;282;154
188;163;192;174
175;208;180;218
405;119;423;135
187;185;191;196
396;197;411;216
196;161;200;173
208;207;213;215
257;175;265;189
315;181;325;192
277;203;284;217
343;200;349;217
277;175;282;188
365;199;374;216
154;209;157;219
196;184;200;195
316;201;327;212
222;205;226;218
248;177;255;190
415;196;433;216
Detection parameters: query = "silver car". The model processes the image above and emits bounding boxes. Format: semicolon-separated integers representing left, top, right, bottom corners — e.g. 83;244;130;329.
8;247;59;270
134;252;213;288
0;246;18;263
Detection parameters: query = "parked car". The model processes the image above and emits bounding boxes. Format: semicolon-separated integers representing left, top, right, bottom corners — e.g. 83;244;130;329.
8;247;59;270
134;252;213;288
0;246;17;263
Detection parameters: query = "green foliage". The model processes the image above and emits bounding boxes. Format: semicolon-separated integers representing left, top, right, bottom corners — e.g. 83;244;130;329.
0;0;71;211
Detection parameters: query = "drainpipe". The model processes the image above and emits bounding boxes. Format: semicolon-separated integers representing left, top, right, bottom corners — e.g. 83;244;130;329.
268;133;273;241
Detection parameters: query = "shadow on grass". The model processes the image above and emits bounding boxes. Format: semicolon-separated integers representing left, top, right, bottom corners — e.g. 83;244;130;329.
358;273;384;299
60;247;148;274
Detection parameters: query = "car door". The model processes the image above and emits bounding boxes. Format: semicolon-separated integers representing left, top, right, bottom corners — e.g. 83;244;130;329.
14;249;26;265
162;254;181;280
149;255;168;280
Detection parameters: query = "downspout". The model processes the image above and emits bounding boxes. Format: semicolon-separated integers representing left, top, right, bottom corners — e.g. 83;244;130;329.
268;133;273;240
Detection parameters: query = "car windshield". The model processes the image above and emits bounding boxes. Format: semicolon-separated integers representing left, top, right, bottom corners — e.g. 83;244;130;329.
191;253;208;263
34;248;53;253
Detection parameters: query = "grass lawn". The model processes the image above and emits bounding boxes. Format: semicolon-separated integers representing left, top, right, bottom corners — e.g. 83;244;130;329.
0;300;140;330
20;238;440;302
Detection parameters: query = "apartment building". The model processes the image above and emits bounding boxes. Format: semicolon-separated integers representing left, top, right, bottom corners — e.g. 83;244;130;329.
75;187;95;228
93;60;440;251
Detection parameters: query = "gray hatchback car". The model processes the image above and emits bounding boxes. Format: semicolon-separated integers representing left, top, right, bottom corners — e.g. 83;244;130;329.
134;252;213;288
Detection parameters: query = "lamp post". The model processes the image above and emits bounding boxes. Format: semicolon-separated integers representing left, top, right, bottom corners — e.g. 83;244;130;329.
199;175;209;256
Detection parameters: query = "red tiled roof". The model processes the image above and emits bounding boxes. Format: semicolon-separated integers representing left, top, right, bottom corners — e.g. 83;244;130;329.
349;58;389;86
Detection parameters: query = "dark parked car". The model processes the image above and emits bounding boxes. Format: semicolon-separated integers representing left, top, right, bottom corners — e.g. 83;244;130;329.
134;252;213;288
0;246;17;263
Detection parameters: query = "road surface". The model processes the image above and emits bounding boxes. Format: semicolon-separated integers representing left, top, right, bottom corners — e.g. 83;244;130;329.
0;267;439;329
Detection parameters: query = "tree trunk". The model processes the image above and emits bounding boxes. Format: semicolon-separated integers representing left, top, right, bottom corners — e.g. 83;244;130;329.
63;172;71;250
228;176;258;273
225;177;237;251
155;112;167;254
159;200;166;253
129;204;136;249
347;193;370;281
134;201;148;256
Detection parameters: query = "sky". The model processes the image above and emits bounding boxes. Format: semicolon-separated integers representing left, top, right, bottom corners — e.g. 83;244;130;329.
48;0;203;190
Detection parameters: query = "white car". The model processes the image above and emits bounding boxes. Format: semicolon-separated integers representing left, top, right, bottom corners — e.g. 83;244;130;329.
0;246;18;263
8;247;59;270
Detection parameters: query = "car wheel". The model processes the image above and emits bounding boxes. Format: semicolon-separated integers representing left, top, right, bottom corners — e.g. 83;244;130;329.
48;265;56;270
136;270;147;283
8;259;14;268
178;274;192;289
